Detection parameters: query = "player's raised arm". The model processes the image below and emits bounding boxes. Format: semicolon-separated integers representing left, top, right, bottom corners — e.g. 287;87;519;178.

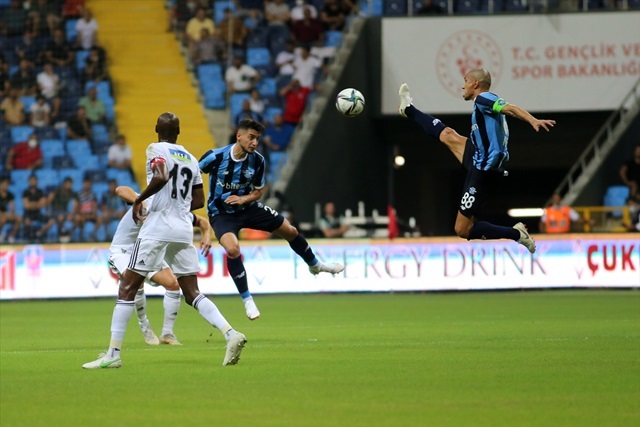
500;103;556;132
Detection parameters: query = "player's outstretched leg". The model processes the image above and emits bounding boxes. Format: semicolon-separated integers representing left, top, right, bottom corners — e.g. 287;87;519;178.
273;222;344;275
179;275;247;366
227;256;260;320
512;222;536;253
134;288;160;345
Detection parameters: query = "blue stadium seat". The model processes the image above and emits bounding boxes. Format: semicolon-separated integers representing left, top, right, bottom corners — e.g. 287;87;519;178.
246;29;269;48
35;168;60;187
57;168;84;191
504;0;527;11
603;185;629;218
203;80;227;109
103;98;115;123
84;169;108;183
92;181;110;201
11;126;34;143
74;153;100;172
324;31;343;47
0;0;12;7
41;140;66;167
91;124;110;145
20;96;36;112
66;140;93;158
264;107;283;123
197;63;223;80
34;126;60;140
230;93;252;121
214;1;236;23
65;19;78;42
86;81;112;100
360;0;383;15
256;77;277;96
456;0;481;12
247;48;271;67
383;0;407;15
52;155;76;170
76;49;90;71
628;0;640;8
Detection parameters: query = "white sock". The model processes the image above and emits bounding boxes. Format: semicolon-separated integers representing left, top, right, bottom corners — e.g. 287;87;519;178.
134;289;150;330
108;300;134;357
192;294;232;336
162;290;181;336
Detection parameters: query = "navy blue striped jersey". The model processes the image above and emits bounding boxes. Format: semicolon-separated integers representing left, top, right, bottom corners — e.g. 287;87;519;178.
470;92;510;171
199;144;266;217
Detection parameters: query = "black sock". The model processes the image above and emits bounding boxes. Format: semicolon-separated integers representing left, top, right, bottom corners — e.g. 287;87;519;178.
226;256;249;294
288;234;317;265
406;105;446;140
468;221;520;241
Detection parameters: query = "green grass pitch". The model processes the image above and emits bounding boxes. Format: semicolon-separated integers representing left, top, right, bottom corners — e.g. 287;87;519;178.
1;291;638;427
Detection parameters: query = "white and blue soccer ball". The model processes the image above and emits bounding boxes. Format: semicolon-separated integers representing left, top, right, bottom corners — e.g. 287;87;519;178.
335;88;365;117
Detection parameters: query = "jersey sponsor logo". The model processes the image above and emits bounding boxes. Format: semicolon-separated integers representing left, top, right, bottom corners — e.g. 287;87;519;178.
216;180;251;190
243;170;254;179
169;149;191;162
469;187;477;195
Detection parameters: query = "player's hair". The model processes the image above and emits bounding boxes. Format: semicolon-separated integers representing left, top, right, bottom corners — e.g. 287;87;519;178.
238;118;265;134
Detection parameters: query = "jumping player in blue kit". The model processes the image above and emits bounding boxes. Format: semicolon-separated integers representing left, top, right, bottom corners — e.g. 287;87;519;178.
398;68;556;253
199;118;344;320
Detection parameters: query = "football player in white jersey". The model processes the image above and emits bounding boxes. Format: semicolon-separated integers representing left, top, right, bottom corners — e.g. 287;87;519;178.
84;112;246;369
108;185;214;346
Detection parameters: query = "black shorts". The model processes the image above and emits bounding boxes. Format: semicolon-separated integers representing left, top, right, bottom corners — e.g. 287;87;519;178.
210;202;285;240
459;139;505;219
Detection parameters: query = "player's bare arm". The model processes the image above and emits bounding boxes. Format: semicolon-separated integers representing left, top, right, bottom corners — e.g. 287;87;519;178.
225;187;264;206
194;214;212;256
115;186;137;204
191;185;205;211
133;157;170;223
501;103;556;132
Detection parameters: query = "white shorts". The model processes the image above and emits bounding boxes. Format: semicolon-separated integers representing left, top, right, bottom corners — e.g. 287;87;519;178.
127;239;200;276
108;249;168;286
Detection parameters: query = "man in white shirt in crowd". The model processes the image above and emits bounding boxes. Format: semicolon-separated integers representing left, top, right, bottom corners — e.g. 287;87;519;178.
75;8;98;50
225;55;260;94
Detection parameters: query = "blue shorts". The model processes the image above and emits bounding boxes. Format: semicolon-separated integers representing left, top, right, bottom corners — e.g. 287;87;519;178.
210;202;285;240
459;139;506;219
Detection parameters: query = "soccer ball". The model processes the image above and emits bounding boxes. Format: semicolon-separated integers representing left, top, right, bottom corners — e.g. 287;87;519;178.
335;88;365;117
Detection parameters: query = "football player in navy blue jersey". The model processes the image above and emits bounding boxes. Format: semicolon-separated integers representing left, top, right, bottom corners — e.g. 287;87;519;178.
398;68;556;254
199;119;344;320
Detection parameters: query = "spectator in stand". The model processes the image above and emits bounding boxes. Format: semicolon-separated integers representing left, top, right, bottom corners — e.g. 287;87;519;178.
1;87;26;125
623;196;640;232
191;28;226;65
45;176;78;240
100;179;127;239
0;57;9;97
22;174;50;241
230;99;264;144
170;0;204;32
11;59;37;96
44;28;74;67
619;145;640;198
292;45;323;89
78;86;106;124
279;78;310;126
107;134;134;179
317;201;349;238
416;0;446;14
275;40;296;77
30;94;51;128
29;0;61;36
292;7;325;46
67;106;92;139
15;31;39;64
248;88;266;116
263;113;294;154
75;8;99;50
218;8;248;50
62;0;86;20
235;0;265;22
539;193;581;234
83;46;109;85
265;0;291;27
321;0;352;31
0;176;23;244
185;7;215;48
291;0;318;22
6;134;43;171
2;0;28;37
77;178;102;241
225;55;259;94
36;63;61;119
